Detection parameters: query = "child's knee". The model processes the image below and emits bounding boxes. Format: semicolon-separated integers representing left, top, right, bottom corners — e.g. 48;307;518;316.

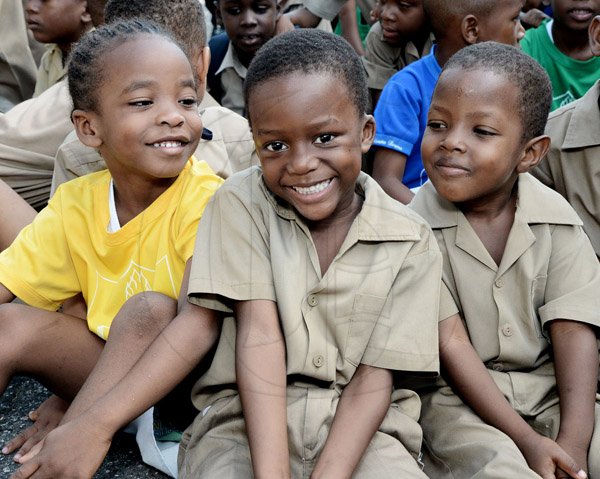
110;292;177;339
0;303;36;357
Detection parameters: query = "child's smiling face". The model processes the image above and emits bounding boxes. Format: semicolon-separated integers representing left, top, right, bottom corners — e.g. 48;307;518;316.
551;0;600;31
77;35;202;186
248;71;375;225
421;67;532;207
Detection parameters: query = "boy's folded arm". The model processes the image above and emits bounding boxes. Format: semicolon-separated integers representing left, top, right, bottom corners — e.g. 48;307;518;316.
310;363;392;479
550;319;598;472
0;283;15;304
439;314;587;479
234;299;290;479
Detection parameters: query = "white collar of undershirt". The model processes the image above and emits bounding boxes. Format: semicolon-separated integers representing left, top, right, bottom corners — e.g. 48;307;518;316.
107;179;121;232
546;19;554;43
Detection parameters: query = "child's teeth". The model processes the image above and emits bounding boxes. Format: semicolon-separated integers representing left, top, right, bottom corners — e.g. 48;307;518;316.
153;141;181;148
292;179;331;195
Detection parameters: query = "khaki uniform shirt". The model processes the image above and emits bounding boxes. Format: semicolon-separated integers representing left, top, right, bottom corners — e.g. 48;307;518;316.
51;102;258;192
303;0;376;21
0;79;72;209
33;44;67;97
213;44;246;117
533;80;600;257
0;0;37;111
362;23;433;90
187;167;442;412
411;175;600;403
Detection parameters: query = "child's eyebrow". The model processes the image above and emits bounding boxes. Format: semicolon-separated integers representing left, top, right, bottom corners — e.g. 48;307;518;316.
121;79;196;95
256;118;338;136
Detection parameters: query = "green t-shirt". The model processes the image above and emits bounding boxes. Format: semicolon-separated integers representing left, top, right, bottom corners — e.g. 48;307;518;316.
521;19;600;110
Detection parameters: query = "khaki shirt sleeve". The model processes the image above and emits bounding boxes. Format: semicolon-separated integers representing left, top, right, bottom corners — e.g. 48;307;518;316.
363;22;402;90
361;226;441;375
303;0;347;20
187;171;276;312
539;224;600;330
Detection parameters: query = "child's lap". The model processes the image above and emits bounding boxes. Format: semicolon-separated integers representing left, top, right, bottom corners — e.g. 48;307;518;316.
179;385;427;478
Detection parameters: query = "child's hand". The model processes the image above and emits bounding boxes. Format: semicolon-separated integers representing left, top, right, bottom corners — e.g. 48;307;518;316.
519;433;587;479
555;437;589;479
8;417;111;479
2;395;68;462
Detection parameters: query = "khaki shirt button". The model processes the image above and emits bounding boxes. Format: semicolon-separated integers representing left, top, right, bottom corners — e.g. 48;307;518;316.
495;279;504;288
307;294;318;307
492;363;503;372
313;355;324;368
501;324;513;337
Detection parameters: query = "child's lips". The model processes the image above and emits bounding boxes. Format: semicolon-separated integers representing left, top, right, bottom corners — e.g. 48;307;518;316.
568;8;594;22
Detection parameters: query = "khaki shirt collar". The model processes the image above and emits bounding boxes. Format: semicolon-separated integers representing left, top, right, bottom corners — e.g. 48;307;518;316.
559;80;600;149
259;170;423;242
215;42;248;80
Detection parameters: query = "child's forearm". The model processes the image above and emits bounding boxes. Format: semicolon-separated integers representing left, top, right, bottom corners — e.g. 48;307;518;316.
235;300;290;479
550;320;598;451
311;364;392;479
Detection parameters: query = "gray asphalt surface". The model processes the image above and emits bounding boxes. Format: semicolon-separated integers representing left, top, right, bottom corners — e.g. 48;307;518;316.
0;376;168;478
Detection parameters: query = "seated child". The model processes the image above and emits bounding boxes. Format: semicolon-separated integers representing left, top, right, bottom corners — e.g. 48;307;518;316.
0;0;37;111
26;0;104;97
207;0;280;116
411;41;600;479
371;0;525;204
362;0;433;109
521;0;600;110
0;18;222;478
14;29;446;479
533;15;600;257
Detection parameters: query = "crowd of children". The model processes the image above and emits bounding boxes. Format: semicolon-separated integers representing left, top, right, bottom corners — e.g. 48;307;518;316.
0;0;598;478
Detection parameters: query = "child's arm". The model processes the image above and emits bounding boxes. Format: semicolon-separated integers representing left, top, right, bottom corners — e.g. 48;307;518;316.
235;299;290;479
0;283;15;304
310;363;392;479
440;314;588;479
372;148;414;205
10;289;221;479
550;319;598;477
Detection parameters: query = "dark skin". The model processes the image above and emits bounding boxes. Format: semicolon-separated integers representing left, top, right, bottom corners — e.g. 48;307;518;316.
550;0;599;60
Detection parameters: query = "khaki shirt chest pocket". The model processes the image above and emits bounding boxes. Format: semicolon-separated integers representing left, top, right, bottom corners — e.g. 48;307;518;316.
343;293;388;367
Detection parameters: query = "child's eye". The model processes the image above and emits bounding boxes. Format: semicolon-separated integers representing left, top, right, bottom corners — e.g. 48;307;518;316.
225;7;241;15
129;99;152;107
314;134;335;144
179;98;198;107
254;5;270;13
426;121;446;130
265;141;288;152
473;127;497;137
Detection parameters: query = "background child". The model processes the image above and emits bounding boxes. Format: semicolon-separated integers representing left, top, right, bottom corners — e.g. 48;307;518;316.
533;15;600;257
207;0;281;116
0;19;222;478
411;42;600;478
521;0;600;110
26;0;104;97
13;29;446;479
362;0;433;109
371;0;525;205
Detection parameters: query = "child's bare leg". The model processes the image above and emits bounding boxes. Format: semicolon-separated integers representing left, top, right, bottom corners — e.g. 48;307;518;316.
3;294;88;457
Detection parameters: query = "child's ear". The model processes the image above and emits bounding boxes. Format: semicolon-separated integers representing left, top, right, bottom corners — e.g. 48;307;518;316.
72;109;103;149
590;16;600;56
275;0;283;19
80;0;92;25
360;115;376;153
516;135;550;173
461;15;480;45
195;47;211;96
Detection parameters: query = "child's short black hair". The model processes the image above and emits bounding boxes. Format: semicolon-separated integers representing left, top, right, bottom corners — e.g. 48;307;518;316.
244;29;369;117
104;0;206;59
443;42;552;140
68;19;184;112
423;0;495;39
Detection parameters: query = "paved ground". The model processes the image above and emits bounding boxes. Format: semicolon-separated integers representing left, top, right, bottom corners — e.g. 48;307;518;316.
0;376;168;478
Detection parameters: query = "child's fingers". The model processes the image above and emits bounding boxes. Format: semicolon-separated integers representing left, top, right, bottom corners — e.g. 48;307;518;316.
554;451;587;479
16;441;44;464
8;457;41;479
2;423;40;456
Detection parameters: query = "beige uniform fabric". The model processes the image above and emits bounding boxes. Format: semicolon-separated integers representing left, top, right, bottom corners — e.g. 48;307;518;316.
0;79;72;209
51;102;257;192
362;23;433;91
180;167;443;478
303;0;376;21
411;175;600;478
32;44;67;97
533;80;600;257
213;44;246;117
0;0;37;111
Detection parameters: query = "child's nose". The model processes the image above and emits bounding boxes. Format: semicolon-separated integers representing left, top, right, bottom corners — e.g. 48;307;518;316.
516;20;526;43
25;0;40;13
287;146;318;175
240;10;258;26
158;106;185;127
440;129;466;152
